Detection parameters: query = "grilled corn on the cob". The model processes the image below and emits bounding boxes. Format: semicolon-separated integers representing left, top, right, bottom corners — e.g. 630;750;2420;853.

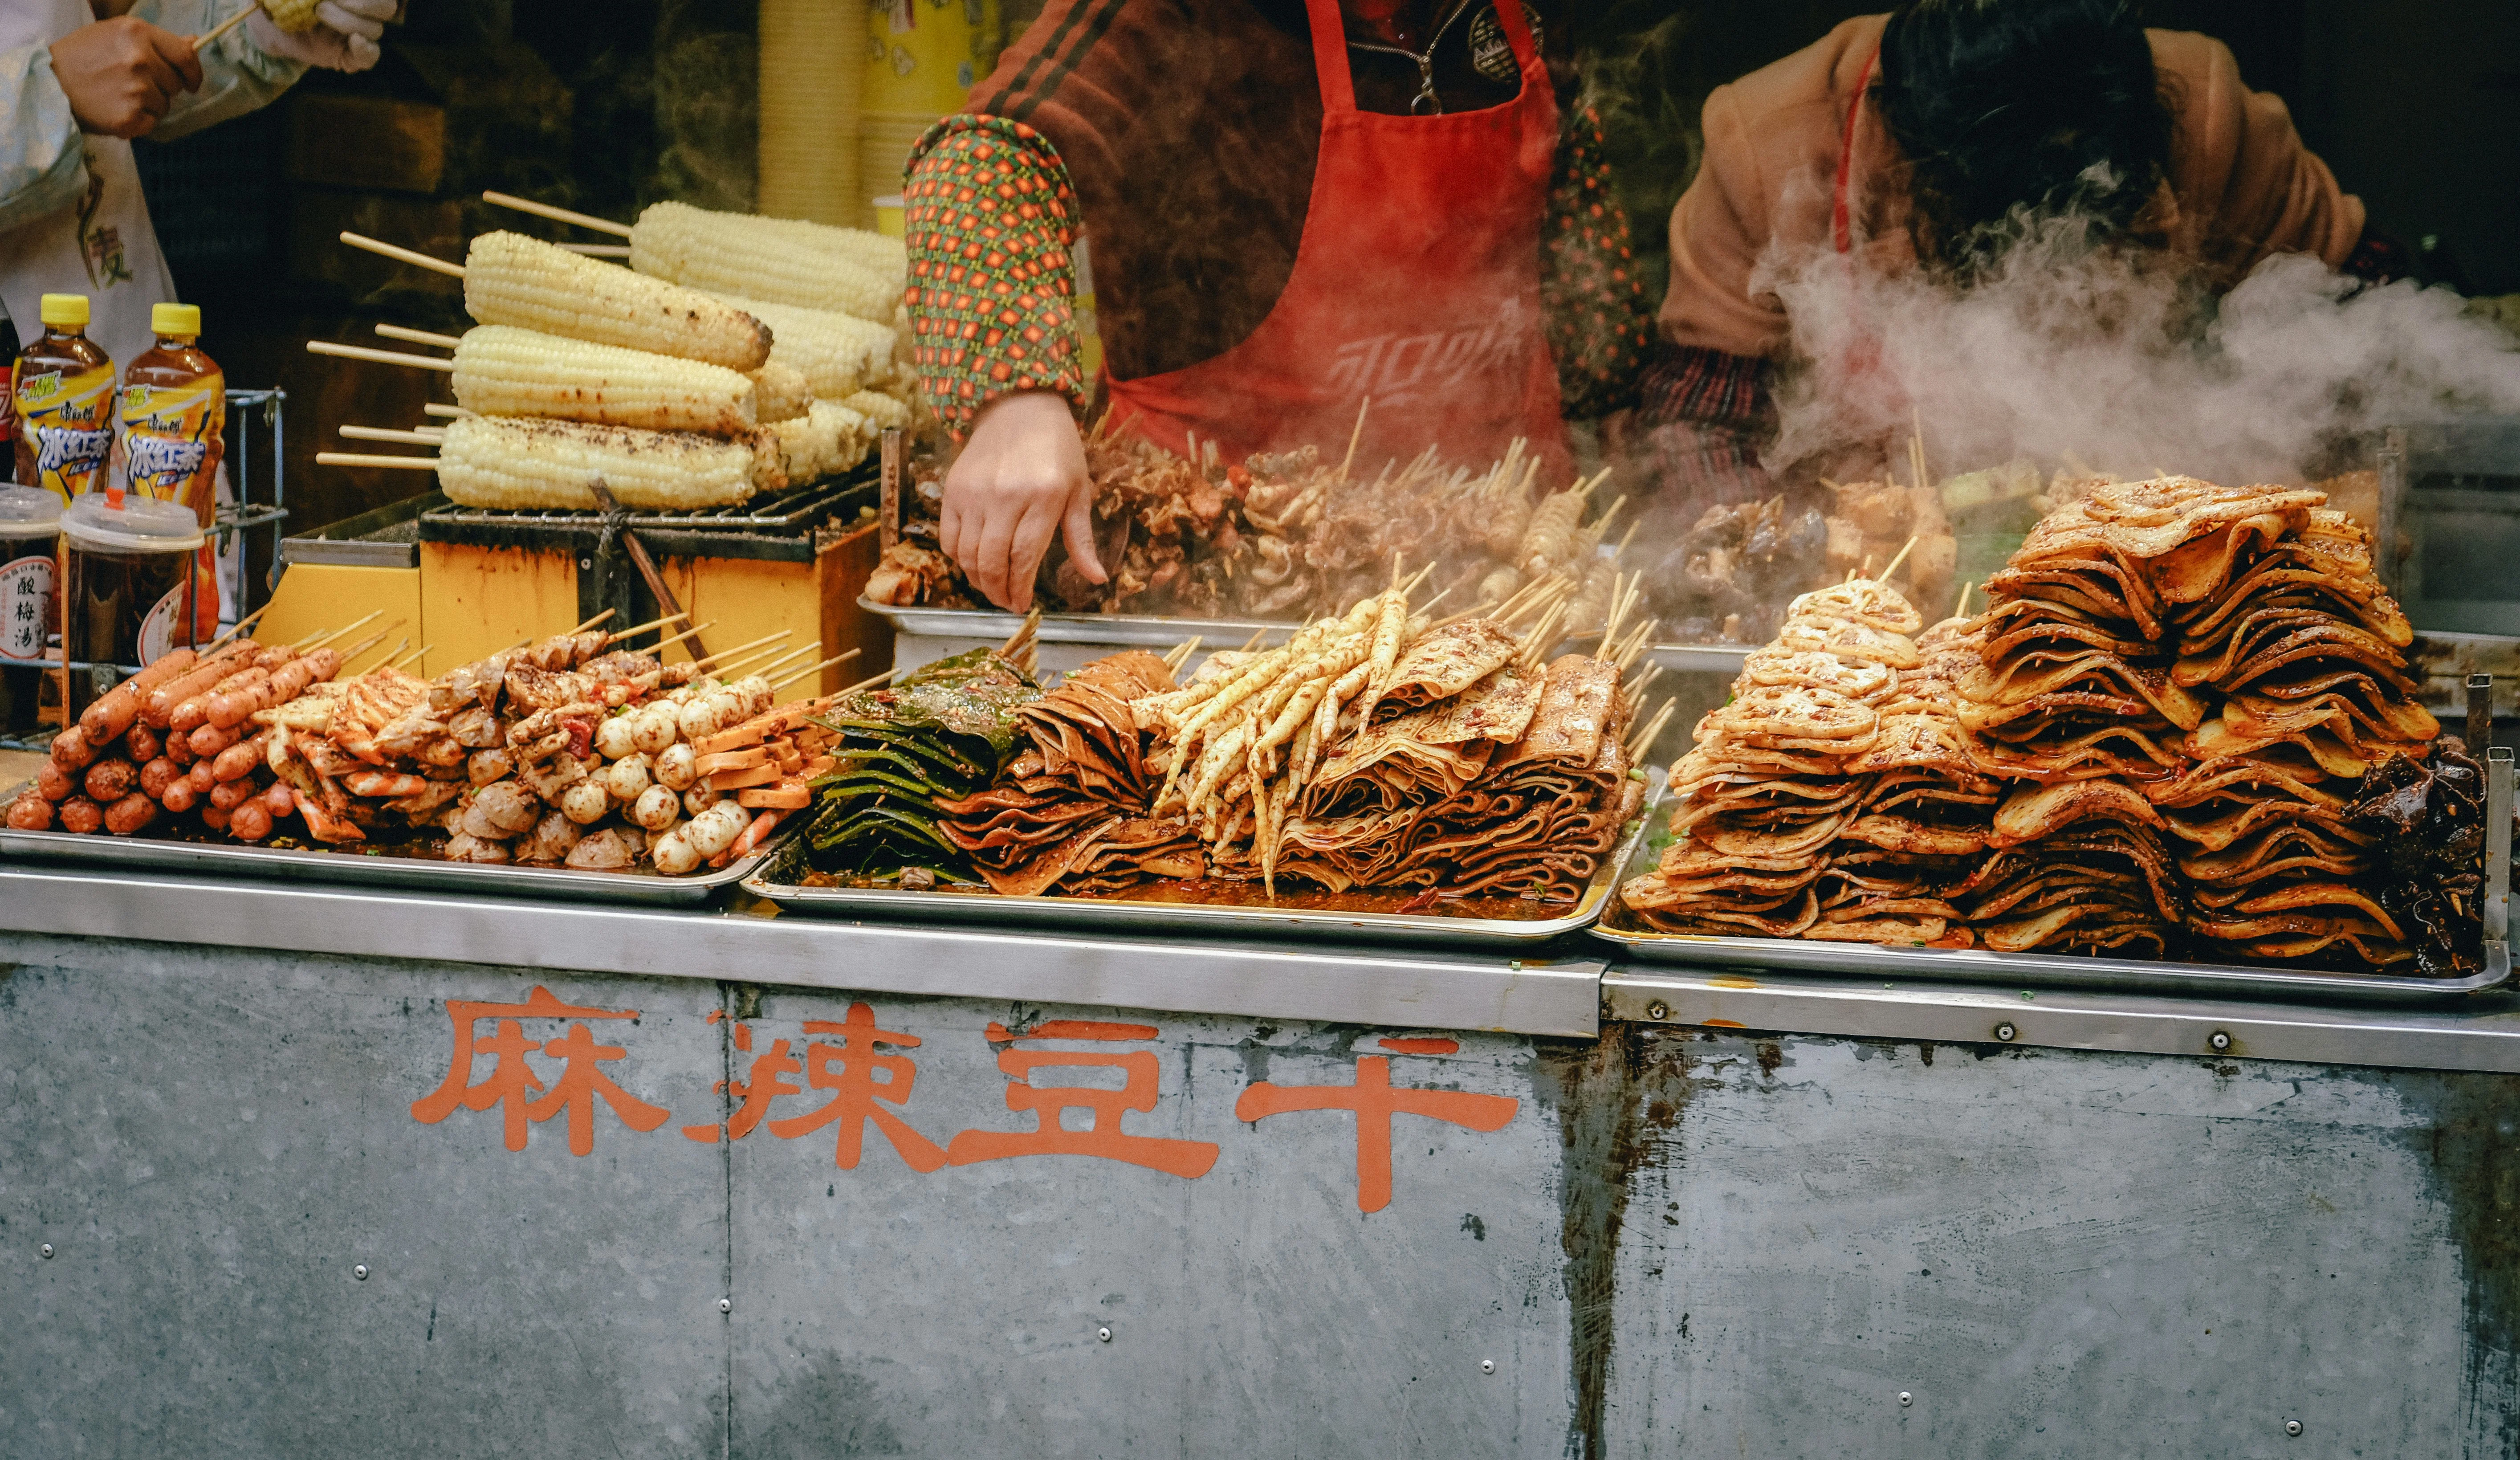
436;415;764;511
451;325;757;435
747;361;812;424
465;231;772;372
769;399;874;484
708;293;894;400
631;201;899;322
259;0;322;31
843;389;913;434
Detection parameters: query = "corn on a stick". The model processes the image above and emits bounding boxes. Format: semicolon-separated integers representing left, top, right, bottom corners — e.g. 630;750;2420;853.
747;360;812;424
630;200;905;318
434;416;763;511
769;398;872;484
464;231;772;372
448;324;760;435
844;389;912;433
706;292;895;399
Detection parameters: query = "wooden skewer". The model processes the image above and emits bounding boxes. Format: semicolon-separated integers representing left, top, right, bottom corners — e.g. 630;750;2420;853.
607;612;685;641
684;628;794;670
1878;533;1920;584
192;3;257;48
481;190;635;237
339;425;441;446
997;609;1040;658
423;403;474;419
299;609;384;649
315;452;438;470
375;323;461;350
358;636;409;673
339;230;465;279
337;627;398;665
564;608;618;635
732;643;818;679
835;666;905;697
1953;581;1974;618
1338;397;1372;482
646;620;719;656
561;244;632;257
309;339;454;373
772;649;863;693
1163;635;1204;675
204;603;273;649
386;642;435;671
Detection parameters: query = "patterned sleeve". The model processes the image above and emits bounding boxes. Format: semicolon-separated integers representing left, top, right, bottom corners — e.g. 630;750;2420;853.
1539;105;1654;421
902;115;1091;443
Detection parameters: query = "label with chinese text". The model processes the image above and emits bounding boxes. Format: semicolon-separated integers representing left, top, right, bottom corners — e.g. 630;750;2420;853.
0;552;53;661
16;363;115;502
118;375;224;516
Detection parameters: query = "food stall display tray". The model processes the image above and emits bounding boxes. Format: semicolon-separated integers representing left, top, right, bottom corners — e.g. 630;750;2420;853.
0;823;785;909
1589;758;2514;1004
743;784;1660;950
862;599;1301;677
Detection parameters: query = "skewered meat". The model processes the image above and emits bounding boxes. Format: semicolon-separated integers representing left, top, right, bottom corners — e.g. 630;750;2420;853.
514;810;586;864
565;827;642;870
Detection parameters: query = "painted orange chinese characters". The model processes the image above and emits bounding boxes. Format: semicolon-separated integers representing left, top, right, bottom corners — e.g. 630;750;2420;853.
1233;1038;1518;1212
946;1020;1219;1178
682;1018;803;1143
769;1004;949;1171
411;985;671;1155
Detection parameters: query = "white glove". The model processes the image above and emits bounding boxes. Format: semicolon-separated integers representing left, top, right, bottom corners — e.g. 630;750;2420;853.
246;0;395;73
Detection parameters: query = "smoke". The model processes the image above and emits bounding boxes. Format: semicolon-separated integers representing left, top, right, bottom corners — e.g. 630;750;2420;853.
1759;221;2520;486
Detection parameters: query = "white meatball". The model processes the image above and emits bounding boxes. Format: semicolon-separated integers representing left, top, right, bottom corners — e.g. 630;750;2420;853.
677;695;720;743
560;780;612;825
682;783;721;817
594;714;640;761
736;675;774;717
631;784;681;832
685;800;751;858
605;753;651;802
654;742;699;791
650;829;701;876
631;706;679;754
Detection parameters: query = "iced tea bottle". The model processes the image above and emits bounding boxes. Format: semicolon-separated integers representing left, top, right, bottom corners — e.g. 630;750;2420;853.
12;294;115;503
118;302;224;523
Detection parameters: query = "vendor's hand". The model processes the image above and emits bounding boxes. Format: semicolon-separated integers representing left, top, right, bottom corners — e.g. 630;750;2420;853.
246;0;394;72
940;391;1104;613
49;17;200;139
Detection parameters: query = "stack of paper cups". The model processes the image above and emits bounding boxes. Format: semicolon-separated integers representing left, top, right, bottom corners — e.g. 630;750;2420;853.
759;0;864;226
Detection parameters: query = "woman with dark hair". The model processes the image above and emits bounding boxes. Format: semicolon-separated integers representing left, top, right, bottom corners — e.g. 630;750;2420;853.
1637;0;2391;503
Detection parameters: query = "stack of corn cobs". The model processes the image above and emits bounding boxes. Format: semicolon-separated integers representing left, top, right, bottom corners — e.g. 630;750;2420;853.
329;198;920;510
7;616;839;877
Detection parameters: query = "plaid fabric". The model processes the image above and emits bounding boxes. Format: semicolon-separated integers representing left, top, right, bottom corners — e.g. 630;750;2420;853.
901;117;1091;441
905;105;1656;440
1634;341;1772;431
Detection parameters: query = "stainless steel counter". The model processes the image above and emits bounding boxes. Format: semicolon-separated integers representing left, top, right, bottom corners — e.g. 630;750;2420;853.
0;864;1603;1037
14;862;2520;1068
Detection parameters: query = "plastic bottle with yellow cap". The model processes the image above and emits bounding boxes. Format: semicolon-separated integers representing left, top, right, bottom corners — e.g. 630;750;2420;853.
12;292;116;503
118;302;225;524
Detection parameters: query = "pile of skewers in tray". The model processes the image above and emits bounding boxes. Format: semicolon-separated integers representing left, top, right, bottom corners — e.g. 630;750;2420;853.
8;608;859;877
310;193;918;510
806;569;1672;905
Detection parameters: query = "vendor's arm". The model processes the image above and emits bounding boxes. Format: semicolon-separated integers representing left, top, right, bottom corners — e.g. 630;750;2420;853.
904;116;1100;612
0;32;114;232
1540;105;1654;420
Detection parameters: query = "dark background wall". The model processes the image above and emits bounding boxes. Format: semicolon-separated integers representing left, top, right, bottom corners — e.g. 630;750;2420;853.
130;0;2518;567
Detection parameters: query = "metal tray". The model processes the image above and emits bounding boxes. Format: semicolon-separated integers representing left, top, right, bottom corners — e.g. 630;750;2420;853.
864;598;1300;679
0;820;785;909
1588;754;2516;1005
1645;642;1753;675
741;779;1661;949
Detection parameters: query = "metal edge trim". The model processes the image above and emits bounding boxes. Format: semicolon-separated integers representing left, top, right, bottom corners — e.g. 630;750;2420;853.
0;865;1607;1037
1599;945;2520;1075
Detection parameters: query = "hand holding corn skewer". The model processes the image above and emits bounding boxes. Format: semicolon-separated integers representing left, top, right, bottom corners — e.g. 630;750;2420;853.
196;0;394;69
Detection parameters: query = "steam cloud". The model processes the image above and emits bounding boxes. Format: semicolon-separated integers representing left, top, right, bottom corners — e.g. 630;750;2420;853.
1758;227;2520;485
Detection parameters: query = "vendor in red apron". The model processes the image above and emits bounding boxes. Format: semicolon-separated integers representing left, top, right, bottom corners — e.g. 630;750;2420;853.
902;0;1655;612
1633;0;2402;517
0;0;393;367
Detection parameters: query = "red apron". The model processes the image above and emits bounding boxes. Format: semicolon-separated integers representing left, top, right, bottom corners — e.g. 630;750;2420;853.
1102;0;1568;478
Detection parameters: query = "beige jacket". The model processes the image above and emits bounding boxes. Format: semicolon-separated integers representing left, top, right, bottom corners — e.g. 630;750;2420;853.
1660;15;2367;359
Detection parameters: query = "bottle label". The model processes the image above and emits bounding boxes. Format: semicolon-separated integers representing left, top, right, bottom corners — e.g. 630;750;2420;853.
16;363;116;501
138;579;191;665
0;552;52;661
119;373;225;515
